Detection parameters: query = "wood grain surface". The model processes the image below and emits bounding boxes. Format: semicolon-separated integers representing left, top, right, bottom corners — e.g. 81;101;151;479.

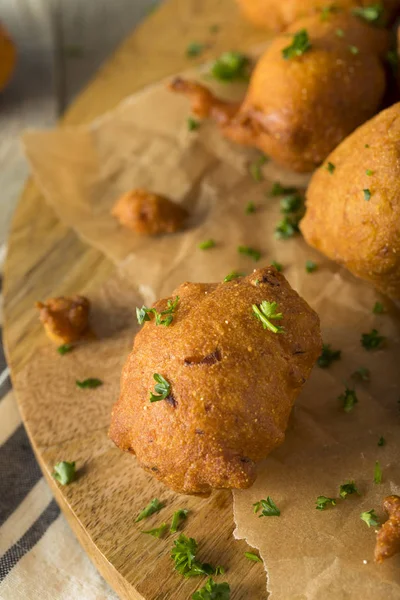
3;1;270;598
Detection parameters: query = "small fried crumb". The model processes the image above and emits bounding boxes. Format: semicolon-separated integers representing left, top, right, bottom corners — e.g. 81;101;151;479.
375;495;400;564
36;295;91;345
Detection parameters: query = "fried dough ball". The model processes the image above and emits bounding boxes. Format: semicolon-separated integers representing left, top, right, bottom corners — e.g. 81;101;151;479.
301;102;400;300
375;495;400;563
236;0;399;31
36;296;91;345
109;266;322;495
170;13;389;172
111;189;188;236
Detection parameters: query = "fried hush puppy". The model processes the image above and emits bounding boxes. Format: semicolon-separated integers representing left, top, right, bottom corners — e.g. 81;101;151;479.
109;266;322;495
111;189;188;236
236;0;399;31
375;495;400;563
170;13;388;173
36;295;91;345
301;102;400;300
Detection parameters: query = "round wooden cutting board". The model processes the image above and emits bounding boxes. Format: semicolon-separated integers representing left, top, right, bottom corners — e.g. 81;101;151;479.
3;1;271;598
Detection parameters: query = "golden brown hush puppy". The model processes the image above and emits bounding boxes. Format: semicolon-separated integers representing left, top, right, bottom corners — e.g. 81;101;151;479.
36;296;91;345
109;267;322;495
301;102;400;300
375;495;400;563
170;14;389;172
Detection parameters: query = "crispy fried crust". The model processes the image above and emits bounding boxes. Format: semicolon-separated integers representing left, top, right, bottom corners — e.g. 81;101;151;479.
35;296;91;345
111;189;188;236
109;267;322;495
375;495;400;563
301;102;400;300
170;14;388;172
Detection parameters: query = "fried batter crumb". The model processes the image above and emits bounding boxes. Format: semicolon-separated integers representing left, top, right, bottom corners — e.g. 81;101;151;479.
375;495;400;564
111;189;188;236
36;295;91;345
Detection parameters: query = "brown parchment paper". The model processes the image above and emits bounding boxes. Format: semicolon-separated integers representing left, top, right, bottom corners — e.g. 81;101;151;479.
23;61;400;598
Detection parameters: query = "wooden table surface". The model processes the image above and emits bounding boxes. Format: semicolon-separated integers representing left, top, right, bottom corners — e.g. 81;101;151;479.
3;1;269;597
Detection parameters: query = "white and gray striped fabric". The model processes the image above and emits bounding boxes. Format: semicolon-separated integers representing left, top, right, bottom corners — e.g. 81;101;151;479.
0;275;118;599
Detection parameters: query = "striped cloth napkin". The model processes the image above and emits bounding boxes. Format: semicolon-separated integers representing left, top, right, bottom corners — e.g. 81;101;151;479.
0;263;118;600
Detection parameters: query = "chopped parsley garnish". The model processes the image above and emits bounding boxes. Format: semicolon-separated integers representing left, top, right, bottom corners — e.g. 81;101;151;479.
326;161;335;174
209;51;250;82
270;182;297;196
280;193;302;213
76;378;102;389
223;270;244;283
378;436;386;447
365;144;370;148
135;498;164;523
339;387;358;412
360;509;379;528
171;534;224;578
52;461;76;485
170;509;189;533
252;301;284;334
317;344;341;368
336;28;345;37
373;301;385;314
305;260;318;273
57;343;73;355
199;239;216;250
253;497;281;517
363;188;371;201
249;154;268;182
142;523;168;538
320;4;337;20
238;245;261;261
192;578;231;600
271;260;283;272
245;201;256;214
137;296;180;327
366;169;373;176
282;29;312;60
149;373;171;403
361;329;385;350
275;215;301;239
339;481;359;499
188;117;200;131
187;42;206;58
349;45;359;55
316;496;336;511
352;3;384;24
374;461;382;484
351;366;370;382
244;552;262;562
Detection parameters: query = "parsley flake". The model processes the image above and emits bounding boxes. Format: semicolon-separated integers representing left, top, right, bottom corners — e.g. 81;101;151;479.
306;260;318;273
252;301;284;334
316;496;336;511
149;373;171;403
271;260;283;272
188;117;200;131
363;188;371;201
365;144;370;148
366;169;373;176
378;436;386;447
192;578;231;600
76;378;102;389
320;4;338;20
326;161;335;174
317;344;341;368
253;497;281;517
245;201;256;214
137;296;180;327
361;329;385;350
209;51;250;82
238;245;261;261
244;552;262;562
223;270;244;283
374;461;382;484
280;193;302;213
275;215;301;239
57;343;73;355
336;28;345;37
52;461;76;485
352;4;384;24
373;301;385;314
171;534;224;578
249;154;268;181
170;509;189;533
339;481;360;499
349;45;359;55
187;42;205;58
270;182;296;196
351;366;370;382
142;523;168;538
282;29;312;60
339;387;358;412
199;239;216;250
360;509;379;528
135;498;164;523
